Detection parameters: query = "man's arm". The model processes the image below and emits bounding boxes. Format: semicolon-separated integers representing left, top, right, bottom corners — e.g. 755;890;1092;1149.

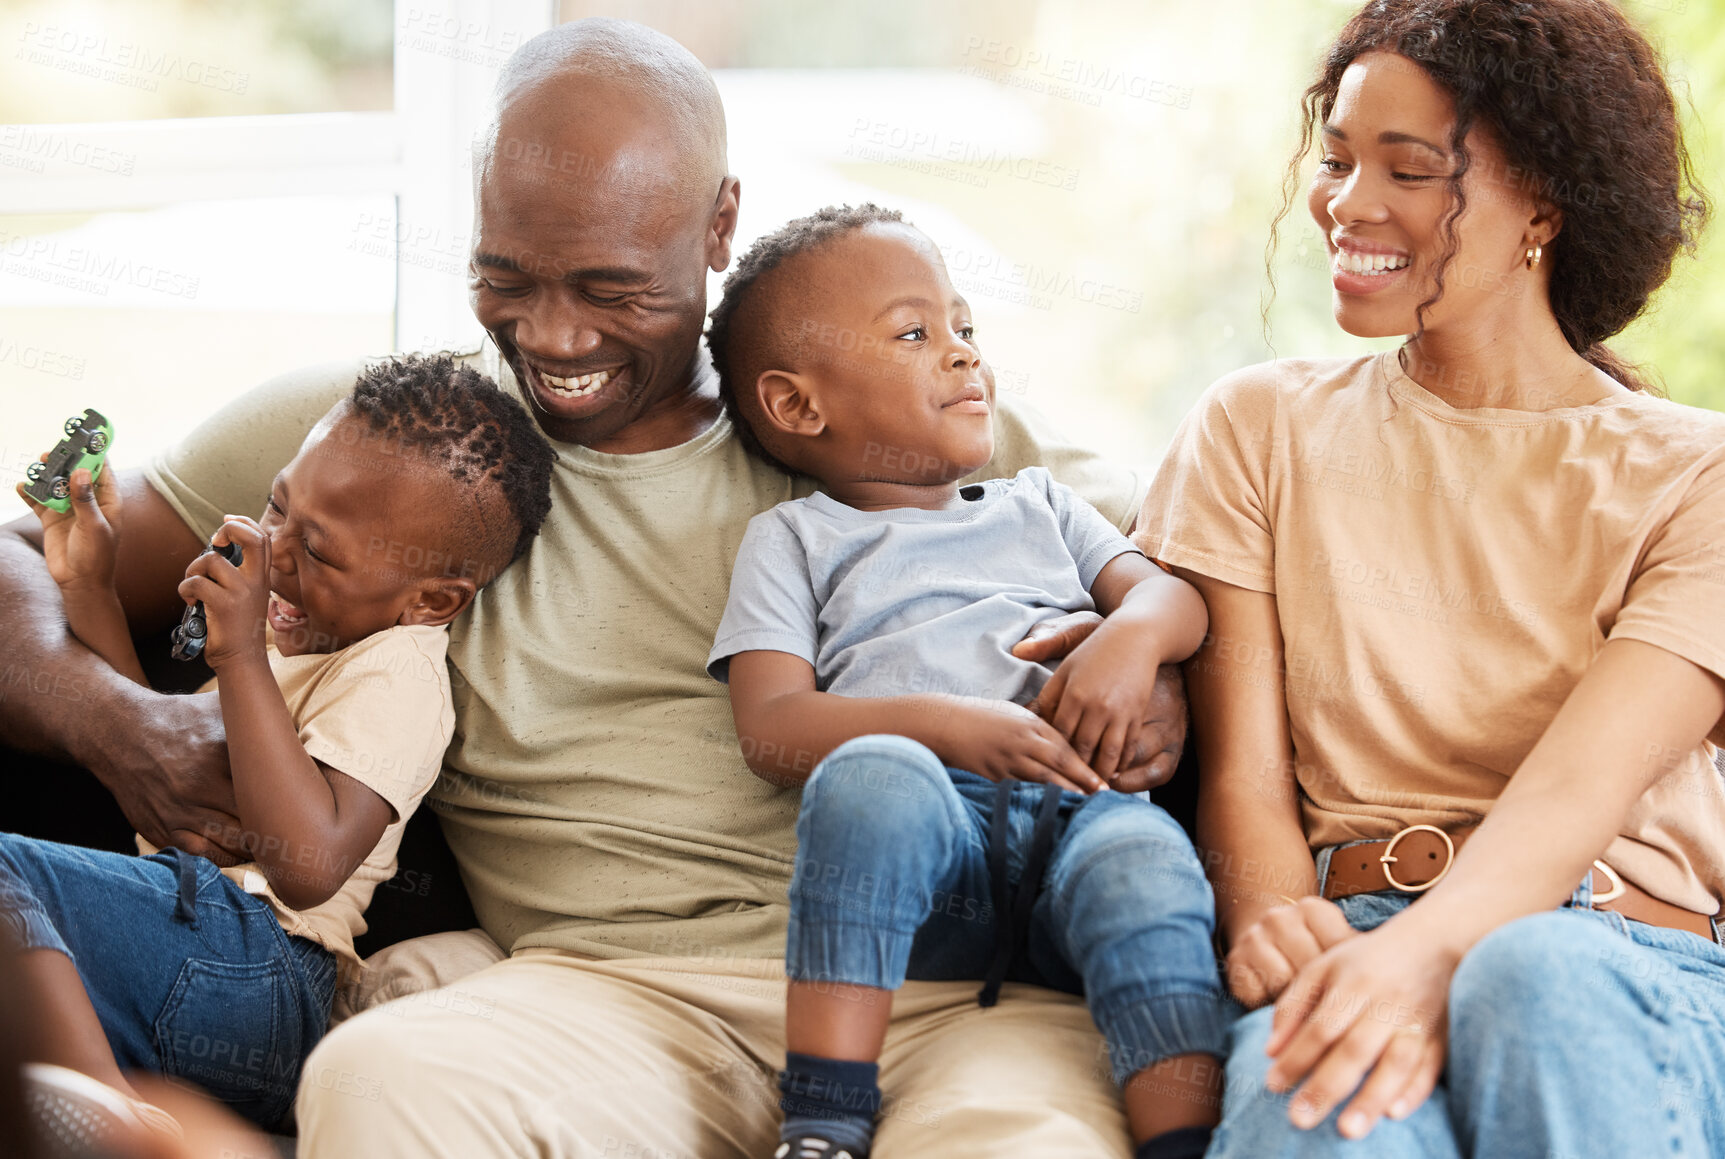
974;395;1148;533
17;464;148;686
0;469;242;857
4;357;366;855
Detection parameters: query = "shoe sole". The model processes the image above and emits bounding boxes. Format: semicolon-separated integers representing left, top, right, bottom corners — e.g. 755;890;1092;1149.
22;1062;147;1159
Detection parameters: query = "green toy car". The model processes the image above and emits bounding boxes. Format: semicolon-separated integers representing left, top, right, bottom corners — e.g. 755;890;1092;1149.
23;409;114;514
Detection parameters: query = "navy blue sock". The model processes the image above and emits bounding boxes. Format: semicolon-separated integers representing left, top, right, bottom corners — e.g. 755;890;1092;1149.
778;1051;880;1156
1135;1125;1214;1159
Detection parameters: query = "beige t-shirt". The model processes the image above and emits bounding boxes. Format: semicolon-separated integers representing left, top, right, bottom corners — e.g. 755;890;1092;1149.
146;347;1146;959
140;624;454;980
1138;352;1725;914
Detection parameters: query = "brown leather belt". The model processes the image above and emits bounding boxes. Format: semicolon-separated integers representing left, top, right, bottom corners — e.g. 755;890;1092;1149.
1320;824;1717;942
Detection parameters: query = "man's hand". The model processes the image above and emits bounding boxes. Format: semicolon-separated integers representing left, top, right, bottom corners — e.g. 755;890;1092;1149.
1011;609;1104;666
1106;664;1187;793
177;517;270;670
16;465;123;595
101;689;246;864
936;700;1105;794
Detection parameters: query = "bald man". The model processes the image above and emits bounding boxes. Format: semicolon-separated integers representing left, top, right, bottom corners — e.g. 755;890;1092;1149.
0;19;1182;1158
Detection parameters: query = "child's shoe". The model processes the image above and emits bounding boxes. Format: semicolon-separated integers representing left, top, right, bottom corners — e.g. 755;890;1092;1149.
23;1063;182;1158
774;1135;866;1159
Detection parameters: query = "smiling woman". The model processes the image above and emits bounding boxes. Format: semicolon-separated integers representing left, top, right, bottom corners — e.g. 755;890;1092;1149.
1135;1;1725;1156
1271;0;1707;399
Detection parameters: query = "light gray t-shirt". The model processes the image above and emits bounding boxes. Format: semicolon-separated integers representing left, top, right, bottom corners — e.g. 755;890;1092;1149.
708;467;1141;706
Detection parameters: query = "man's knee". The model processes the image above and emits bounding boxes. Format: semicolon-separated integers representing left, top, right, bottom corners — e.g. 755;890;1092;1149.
296;1009;404;1122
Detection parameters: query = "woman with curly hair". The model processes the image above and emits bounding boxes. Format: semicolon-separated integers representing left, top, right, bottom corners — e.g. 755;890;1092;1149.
1137;0;1724;1154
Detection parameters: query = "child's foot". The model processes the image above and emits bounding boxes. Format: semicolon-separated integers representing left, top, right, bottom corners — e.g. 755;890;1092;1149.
777;1051;879;1159
774;1134;868;1159
23;1063;183;1158
1135;1124;1214;1159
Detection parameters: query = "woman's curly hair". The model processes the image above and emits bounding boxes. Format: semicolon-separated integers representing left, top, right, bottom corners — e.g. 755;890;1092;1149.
1268;0;1709;391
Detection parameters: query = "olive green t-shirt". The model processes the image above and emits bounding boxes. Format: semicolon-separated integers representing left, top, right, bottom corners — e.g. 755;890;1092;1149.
146;347;1147;959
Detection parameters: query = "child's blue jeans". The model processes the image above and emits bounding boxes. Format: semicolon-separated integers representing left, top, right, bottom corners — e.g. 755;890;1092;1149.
785;734;1229;1085
0;832;337;1129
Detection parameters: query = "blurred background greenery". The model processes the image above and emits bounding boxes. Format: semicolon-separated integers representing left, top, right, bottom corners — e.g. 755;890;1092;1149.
0;0;1719;516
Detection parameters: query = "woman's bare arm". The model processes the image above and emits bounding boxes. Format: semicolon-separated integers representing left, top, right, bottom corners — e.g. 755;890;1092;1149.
1184;572;1316;941
1266;637;1725;1137
1395;637;1725;953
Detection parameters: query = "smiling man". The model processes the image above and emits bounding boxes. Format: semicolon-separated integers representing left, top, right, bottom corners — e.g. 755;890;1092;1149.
0;19;1178;1158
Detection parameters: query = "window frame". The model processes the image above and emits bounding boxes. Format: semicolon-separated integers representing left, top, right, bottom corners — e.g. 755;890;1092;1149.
0;0;555;352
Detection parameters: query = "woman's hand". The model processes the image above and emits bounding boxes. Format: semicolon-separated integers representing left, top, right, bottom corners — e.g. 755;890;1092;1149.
1225;895;1358;1008
1264;919;1456;1140
16;464;123;594
176;515;271;670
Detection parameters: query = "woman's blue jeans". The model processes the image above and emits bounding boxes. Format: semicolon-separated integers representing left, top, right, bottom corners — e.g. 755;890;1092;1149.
0;833;337;1129
785;734;1229;1085
1208;840;1725;1158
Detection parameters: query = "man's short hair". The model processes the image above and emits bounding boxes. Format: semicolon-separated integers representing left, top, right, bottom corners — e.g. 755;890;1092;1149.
706;203;906;472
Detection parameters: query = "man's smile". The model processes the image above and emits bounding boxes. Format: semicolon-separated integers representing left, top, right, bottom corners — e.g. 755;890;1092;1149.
517;357;631;415
537;367;614;399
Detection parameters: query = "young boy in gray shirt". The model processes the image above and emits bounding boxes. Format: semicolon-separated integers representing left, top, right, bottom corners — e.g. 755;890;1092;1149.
704;205;1227;1159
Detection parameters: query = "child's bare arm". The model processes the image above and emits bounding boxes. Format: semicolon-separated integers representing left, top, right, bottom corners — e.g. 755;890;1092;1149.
1026;553;1208;779
16;466;148;685
726;649;1104;793
182;517;391;910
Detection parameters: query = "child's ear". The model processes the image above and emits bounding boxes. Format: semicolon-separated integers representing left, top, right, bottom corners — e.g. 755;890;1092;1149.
756;370;826;440
398;578;477;629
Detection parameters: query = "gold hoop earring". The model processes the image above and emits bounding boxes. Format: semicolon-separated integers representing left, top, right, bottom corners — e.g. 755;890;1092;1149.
1524;241;1543;271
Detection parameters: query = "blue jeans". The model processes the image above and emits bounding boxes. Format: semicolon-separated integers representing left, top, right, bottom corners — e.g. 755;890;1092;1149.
1209;840;1725;1158
0;833;337;1129
785;734;1228;1084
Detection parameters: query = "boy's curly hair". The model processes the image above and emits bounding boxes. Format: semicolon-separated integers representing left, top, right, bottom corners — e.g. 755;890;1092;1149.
706;203;907;471
348;353;555;572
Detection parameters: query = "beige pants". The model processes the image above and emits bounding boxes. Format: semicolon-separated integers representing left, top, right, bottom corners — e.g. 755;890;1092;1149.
296;948;1131;1158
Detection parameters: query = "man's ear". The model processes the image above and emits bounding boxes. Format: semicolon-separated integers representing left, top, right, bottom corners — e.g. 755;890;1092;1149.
757;369;825;440
398;577;478;629
707;176;742;272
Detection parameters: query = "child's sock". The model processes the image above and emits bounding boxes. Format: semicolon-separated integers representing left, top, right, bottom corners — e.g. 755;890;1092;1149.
778;1051;880;1156
1135;1125;1214;1159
